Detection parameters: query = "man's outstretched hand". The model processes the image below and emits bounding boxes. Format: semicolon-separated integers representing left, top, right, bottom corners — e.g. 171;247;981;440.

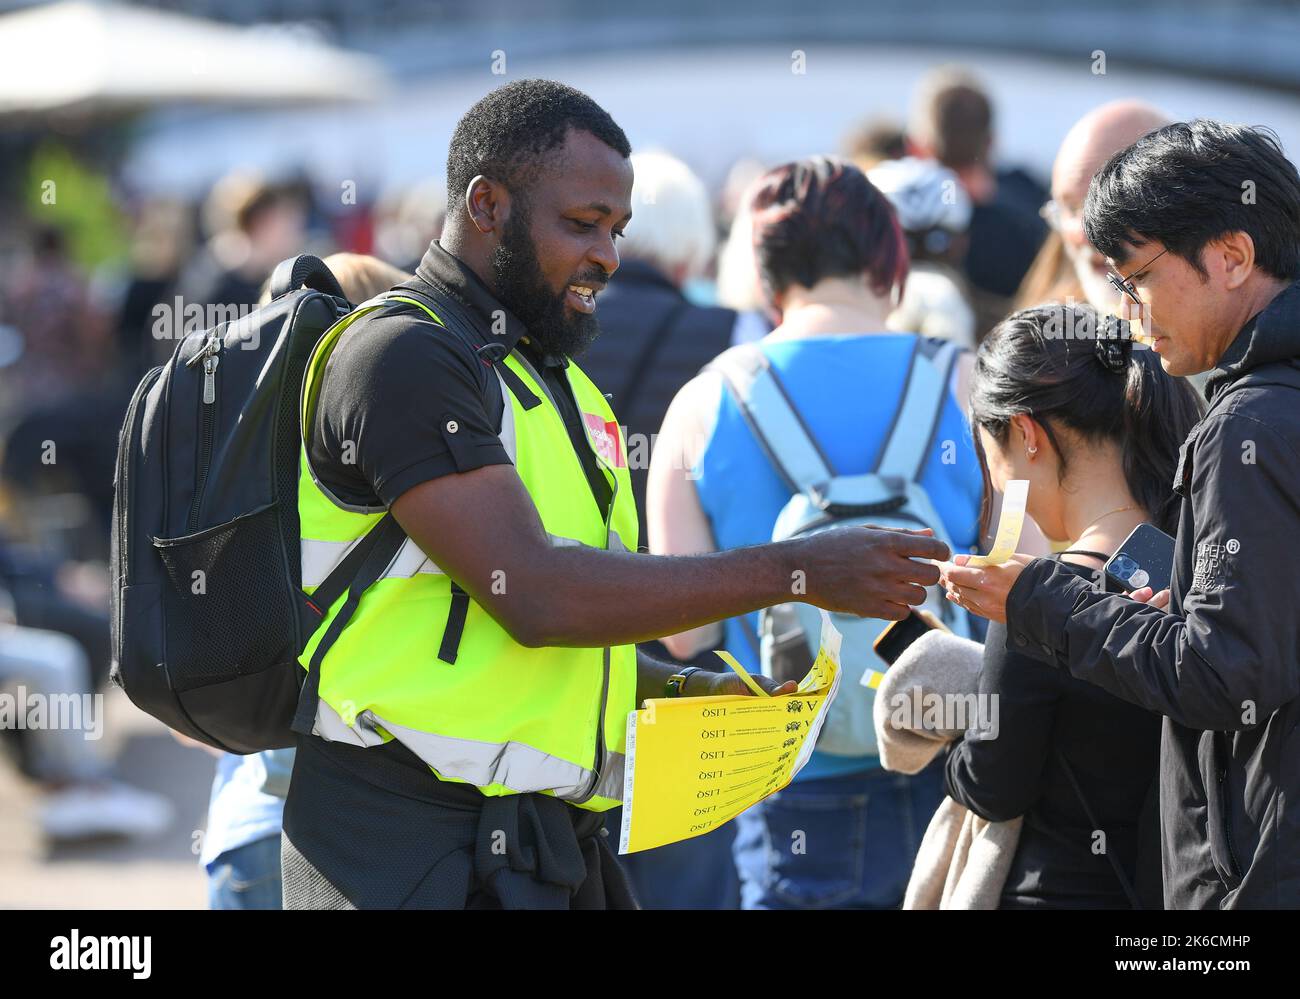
796;526;949;621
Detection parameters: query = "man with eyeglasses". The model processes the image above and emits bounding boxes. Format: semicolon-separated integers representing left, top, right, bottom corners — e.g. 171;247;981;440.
1037;100;1171;312
942;119;1300;909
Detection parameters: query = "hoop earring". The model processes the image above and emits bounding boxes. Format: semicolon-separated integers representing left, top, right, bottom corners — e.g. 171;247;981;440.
1027;445;1038;457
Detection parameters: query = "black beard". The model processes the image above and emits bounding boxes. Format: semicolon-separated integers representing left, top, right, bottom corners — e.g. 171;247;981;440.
490;204;602;359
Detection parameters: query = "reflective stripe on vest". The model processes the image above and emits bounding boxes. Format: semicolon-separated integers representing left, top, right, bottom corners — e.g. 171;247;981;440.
301;527;624;588
310;657;628;804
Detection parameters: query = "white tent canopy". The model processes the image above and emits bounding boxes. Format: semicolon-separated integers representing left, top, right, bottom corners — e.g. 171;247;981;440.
0;0;390;116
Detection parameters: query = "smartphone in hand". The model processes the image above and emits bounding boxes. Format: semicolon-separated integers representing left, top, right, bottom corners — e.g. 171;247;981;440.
1104;523;1175;594
873;608;949;667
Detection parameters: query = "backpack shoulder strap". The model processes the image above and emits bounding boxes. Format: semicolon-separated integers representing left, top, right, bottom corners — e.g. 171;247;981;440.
874;336;963;483
705;343;836;497
292;512;407;737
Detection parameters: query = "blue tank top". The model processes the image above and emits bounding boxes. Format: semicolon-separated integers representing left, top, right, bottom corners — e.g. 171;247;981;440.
693;333;984;781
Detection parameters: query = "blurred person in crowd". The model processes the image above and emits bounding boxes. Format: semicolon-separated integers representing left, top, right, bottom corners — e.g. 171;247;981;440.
716;157;768;234
844;116;907;173
1017;100;1171;312
577;150;746;908
908;66;1048;337
715;165;773;346
579;150;743;548
317;252;410;303
944;303;1202;908
651;157;983;909
1;593;173;841
373;180;447;273
0;518;113;771
256;252;411;308
179;172;308;312
201;252;410;910
0;224;121;544
1013;218;1082;312
942;121;1300;908
869;155;977;348
114;198;196;379
0;224;113;424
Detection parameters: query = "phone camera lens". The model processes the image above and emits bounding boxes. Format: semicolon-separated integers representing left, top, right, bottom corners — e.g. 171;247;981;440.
1111;554;1138;581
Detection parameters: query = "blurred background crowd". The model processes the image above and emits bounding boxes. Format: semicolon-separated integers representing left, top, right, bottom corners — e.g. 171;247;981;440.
2;0;1300;907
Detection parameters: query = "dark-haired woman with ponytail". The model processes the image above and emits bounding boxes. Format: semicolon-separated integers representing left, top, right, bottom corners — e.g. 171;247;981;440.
940;303;1203;908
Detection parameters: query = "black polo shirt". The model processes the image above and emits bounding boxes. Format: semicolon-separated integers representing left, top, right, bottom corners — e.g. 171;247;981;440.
309;240;612;519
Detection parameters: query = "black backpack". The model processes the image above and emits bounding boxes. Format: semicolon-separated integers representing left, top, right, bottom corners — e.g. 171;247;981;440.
109;255;406;753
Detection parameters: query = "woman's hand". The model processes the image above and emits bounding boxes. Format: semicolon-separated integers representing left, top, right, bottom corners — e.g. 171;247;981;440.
690;670;798;697
938;553;1036;625
1128;585;1171;610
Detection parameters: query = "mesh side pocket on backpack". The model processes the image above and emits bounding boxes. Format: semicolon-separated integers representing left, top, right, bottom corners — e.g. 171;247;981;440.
152;503;296;691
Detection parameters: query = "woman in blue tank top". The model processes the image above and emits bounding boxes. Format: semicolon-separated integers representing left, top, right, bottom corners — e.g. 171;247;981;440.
649;157;983;908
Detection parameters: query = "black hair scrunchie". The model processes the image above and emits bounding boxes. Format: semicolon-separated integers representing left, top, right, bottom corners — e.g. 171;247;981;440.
1094;315;1134;373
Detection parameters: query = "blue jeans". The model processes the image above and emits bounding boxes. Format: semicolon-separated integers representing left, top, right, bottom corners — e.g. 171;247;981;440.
603;807;739;909
732;761;944;909
207;834;283;910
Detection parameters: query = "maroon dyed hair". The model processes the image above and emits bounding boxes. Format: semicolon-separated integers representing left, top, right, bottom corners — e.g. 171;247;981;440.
748;156;909;312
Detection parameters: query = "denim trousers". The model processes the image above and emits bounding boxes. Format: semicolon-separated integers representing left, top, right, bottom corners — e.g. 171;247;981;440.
603;807;740;909
207;834;284;910
732;760;944;909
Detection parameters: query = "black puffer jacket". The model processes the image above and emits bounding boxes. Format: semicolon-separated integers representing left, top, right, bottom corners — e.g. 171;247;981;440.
1007;280;1300;909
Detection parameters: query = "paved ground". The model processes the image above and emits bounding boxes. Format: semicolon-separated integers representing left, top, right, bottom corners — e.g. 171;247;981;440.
0;685;213;909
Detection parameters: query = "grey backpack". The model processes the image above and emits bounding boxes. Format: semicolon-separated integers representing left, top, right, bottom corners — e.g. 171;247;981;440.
707;336;971;758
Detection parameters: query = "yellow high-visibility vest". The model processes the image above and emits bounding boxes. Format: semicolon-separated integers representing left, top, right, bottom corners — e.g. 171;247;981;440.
297;295;639;811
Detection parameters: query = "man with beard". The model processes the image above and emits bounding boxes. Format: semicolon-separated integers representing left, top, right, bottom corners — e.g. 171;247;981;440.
281;79;949;909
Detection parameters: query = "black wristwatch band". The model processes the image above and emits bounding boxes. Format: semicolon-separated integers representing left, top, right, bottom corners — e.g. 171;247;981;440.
665;666;703;698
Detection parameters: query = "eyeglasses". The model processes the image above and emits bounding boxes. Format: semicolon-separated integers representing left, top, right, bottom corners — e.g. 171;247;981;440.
1039;200;1062;232
1106;248;1169;306
1039;199;1090;235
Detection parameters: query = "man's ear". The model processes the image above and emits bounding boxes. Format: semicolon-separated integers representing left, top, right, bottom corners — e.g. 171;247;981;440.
1213;231;1257;291
464;175;509;236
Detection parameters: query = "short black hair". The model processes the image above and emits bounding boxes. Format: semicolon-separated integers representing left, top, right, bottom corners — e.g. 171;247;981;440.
1084;119;1300;280
445;79;631;209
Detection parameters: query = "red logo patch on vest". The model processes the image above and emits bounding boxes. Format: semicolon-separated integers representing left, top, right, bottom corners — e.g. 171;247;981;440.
582;411;625;468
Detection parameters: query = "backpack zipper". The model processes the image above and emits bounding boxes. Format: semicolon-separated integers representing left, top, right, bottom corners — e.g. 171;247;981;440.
112;365;165;686
115;365;164;586
184;331;222;532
